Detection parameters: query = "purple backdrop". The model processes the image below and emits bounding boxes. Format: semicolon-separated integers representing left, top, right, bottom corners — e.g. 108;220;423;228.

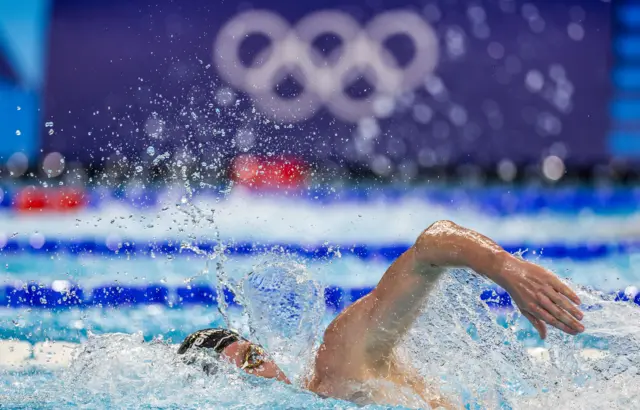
43;0;611;172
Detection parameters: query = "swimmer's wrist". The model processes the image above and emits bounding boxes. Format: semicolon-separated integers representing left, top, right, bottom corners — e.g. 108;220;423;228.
486;251;519;287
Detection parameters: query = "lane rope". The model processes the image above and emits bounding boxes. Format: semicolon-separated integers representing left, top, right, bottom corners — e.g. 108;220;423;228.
2;283;639;310
1;238;638;261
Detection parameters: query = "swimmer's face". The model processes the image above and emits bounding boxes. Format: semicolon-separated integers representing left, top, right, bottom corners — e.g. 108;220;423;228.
221;340;291;384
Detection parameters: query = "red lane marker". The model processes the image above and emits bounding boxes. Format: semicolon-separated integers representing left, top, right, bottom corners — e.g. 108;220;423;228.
15;187;86;213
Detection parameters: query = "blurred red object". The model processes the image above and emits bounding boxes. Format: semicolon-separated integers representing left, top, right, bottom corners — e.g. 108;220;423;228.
15;186;86;212
230;155;308;189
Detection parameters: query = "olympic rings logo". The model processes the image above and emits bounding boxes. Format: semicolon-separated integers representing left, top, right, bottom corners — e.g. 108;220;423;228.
213;10;439;123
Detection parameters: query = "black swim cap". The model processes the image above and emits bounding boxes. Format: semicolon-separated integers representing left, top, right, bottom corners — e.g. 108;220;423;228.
177;328;244;355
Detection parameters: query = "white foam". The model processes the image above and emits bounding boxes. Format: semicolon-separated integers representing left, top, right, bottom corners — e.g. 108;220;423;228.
0;340;606;370
31;341;76;368
527;347;607;362
0;340;75;369
0;340;31;367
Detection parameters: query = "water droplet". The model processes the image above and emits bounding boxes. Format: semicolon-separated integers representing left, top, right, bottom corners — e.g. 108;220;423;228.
15;130;21;136
48;129;54;135
146;146;155;156
45;121;54;128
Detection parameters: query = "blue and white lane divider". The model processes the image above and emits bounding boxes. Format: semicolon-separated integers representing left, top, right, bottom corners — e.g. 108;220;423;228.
2;283;640;310
4;186;640;215
1;238;640;261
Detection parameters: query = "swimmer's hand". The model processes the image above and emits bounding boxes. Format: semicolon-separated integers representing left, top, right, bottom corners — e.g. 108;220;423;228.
495;256;584;339
414;220;584;339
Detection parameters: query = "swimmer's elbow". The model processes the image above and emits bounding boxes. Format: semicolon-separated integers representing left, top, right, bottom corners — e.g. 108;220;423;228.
423;220;459;236
417;220;460;249
413;220;460;269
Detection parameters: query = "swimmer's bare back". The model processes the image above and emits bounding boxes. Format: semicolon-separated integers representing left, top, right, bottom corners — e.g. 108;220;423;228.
305;220;585;408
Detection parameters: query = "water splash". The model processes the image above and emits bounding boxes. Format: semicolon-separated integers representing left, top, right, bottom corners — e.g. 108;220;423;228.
3;267;639;409
239;258;325;381
173;173;238;329
404;269;640;409
2;332;347;409
172;188;330;382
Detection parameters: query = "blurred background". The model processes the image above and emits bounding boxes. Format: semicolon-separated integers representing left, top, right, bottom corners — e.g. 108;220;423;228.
0;0;621;183
1;0;640;366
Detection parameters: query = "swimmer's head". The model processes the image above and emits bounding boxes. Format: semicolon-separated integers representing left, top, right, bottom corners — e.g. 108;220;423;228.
177;328;290;384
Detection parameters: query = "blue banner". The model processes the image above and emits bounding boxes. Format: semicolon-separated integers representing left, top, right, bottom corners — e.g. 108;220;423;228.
0;0;50;162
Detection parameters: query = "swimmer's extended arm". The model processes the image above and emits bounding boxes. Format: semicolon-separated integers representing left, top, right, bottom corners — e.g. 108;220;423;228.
320;220;585;369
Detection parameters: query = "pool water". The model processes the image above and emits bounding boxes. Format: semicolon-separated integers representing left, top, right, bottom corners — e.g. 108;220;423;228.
1;194;640;409
2;267;639;409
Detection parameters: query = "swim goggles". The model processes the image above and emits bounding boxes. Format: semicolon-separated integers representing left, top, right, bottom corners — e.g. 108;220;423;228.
241;343;267;370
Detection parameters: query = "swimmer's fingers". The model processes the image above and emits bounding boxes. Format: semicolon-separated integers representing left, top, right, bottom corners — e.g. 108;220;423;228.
551;278;581;306
529;303;582;335
522;311;547;340
545;287;584;322
538;294;585;334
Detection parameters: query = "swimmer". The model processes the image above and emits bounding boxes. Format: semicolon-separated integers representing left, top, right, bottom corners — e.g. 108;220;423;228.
178;220;585;408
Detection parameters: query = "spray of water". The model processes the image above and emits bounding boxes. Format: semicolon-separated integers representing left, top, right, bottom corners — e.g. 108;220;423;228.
2;260;638;409
239;258;325;382
403;269;640;409
4;331;340;409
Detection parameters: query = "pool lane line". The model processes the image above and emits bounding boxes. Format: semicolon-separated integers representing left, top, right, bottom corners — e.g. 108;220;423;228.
0;239;638;261
1;284;639;310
